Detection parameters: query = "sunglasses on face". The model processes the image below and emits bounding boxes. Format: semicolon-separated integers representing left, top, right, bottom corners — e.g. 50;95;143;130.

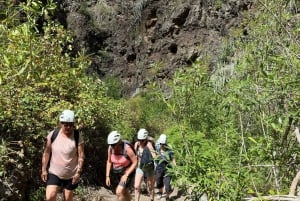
61;122;74;127
160;143;166;146
111;143;119;147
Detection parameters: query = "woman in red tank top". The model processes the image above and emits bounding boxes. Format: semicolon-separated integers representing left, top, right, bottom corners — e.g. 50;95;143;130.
106;131;137;201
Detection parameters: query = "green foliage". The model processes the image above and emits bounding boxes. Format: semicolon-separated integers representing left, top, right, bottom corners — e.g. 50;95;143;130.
223;0;300;194
29;186;45;201
104;76;122;100
125;91;173;138
0;1;129;199
159;1;300;199
85;0;116;30
2;0;300;200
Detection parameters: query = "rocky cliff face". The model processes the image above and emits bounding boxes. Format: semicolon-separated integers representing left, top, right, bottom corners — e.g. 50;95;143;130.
57;0;253;96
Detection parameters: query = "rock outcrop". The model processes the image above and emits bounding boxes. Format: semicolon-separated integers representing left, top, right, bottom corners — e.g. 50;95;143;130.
57;0;254;96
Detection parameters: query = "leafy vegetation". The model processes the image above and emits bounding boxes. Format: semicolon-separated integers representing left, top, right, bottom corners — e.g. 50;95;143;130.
162;0;300;200
1;0;300;200
0;1;129;199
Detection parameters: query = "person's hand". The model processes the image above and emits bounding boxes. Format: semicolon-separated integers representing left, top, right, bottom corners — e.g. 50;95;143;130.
106;176;111;187
41;170;48;183
72;173;80;184
120;174;128;185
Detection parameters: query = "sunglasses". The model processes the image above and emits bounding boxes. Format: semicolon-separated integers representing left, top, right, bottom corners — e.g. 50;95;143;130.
138;140;146;143
111;143;118;147
160;143;166;145
61;122;74;127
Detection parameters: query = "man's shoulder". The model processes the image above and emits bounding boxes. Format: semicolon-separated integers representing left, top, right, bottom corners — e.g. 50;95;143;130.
50;128;61;143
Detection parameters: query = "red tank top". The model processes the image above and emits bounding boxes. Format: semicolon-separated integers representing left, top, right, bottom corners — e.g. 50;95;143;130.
110;143;131;168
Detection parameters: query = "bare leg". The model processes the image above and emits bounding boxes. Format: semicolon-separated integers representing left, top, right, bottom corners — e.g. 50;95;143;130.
147;175;155;200
134;173;143;201
63;189;74;201
46;185;59;201
157;187;163;199
116;185;131;201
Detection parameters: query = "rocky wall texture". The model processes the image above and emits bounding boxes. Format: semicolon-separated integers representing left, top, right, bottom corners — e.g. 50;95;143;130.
57;0;254;96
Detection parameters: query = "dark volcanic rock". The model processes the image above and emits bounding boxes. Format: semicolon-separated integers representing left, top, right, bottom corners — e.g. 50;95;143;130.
57;0;254;96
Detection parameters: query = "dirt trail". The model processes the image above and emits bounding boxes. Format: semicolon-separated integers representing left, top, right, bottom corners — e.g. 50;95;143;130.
86;187;187;201
68;186;187;201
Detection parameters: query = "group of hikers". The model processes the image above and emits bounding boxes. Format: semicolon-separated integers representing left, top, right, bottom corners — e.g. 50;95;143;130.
41;109;176;201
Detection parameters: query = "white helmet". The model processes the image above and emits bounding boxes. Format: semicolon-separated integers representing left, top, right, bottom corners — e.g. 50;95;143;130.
59;110;75;122
107;131;121;145
158;134;167;144
137;128;148;140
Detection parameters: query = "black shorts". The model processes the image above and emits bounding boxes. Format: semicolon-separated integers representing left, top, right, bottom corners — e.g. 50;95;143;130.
46;173;78;190
109;172;134;192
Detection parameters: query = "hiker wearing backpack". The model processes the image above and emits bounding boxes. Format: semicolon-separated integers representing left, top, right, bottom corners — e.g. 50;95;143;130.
106;131;137;201
155;134;176;201
134;128;156;201
41;109;85;201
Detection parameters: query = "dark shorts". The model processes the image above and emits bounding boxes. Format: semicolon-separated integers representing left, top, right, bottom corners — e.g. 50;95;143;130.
110;171;134;192
46;173;78;190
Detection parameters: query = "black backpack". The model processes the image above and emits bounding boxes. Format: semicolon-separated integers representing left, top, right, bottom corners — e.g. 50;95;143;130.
139;146;154;172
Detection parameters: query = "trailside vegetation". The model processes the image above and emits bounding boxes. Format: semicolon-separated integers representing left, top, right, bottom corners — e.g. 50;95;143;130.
0;1;130;200
159;0;300;200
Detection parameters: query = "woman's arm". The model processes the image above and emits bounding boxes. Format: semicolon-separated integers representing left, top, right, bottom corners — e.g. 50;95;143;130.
134;141;139;152
147;141;157;158
106;146;112;177
124;146;137;176
105;146;112;186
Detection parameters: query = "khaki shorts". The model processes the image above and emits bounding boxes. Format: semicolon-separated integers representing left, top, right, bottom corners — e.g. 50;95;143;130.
136;166;155;177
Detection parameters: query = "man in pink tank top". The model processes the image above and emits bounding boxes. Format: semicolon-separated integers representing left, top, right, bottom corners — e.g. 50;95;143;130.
41;110;85;201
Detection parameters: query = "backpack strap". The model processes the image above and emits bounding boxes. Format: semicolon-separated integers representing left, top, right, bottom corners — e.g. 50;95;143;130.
50;128;60;143
123;141;136;158
74;130;79;148
122;141;126;157
51;128;79;148
109;140;135;158
48;128;79;170
109;141;129;157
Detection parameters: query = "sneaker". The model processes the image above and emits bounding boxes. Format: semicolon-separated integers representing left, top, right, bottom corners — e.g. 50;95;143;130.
156;192;162;199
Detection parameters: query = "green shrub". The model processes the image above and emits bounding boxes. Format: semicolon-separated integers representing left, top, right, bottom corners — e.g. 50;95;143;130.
0;1;129;199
